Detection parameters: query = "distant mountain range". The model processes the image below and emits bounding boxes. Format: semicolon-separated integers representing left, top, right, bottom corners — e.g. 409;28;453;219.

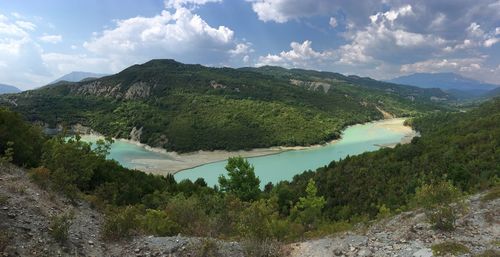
50;71;108;84
388;73;499;99
0;84;21;94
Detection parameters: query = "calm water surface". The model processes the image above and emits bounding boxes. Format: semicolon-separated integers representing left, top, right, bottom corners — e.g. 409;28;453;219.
79;119;412;187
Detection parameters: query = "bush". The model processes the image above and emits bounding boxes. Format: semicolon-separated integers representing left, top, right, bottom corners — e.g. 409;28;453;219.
431;242;469;256
49;212;74;243
102;206;142;241
140;209;179;236
0;231;9;252
241;239;282;257
28;167;51;189
164;194;209;236
196;239;219;257
413;181;464;231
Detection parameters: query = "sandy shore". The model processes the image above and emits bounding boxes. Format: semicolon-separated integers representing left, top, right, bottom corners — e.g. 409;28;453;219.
80;118;417;175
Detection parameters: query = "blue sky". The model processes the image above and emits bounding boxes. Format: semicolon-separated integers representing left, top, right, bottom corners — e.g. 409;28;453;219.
0;0;499;89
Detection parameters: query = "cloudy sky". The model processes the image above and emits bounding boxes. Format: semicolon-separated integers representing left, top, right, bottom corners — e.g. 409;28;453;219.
0;0;499;89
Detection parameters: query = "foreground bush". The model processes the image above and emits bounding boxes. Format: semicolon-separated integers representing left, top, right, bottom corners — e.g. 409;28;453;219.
413;181;464;231
49;212;74;243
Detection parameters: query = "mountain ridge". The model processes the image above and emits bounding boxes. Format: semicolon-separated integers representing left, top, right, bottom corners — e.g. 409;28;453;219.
388;72;498;99
0;84;21;94
2;59;451;152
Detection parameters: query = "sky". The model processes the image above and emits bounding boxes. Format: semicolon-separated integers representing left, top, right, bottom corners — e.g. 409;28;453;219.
0;0;499;90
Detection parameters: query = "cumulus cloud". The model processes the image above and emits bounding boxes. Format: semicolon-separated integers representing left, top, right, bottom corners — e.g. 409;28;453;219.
39;34;62;44
255;0;500;84
257;40;335;68
329;17;337;28
84;7;238;67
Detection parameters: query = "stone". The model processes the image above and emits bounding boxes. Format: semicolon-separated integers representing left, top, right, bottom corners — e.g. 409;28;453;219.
413;248;433;257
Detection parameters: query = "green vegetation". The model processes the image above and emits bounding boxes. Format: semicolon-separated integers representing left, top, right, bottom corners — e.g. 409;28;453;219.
286;98;499;222
0;93;499;245
1;59;448;152
412;181;464;231
431;242;470;256
475;250;500;257
481;186;500;202
49;212;74;243
219;157;261;201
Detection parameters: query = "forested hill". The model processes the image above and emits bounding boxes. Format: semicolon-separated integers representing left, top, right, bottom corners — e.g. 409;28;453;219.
2;59;449;152
282;97;500;220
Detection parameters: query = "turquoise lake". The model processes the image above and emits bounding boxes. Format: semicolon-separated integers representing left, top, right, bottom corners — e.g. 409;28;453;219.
175;118;412;187
79;118;414;187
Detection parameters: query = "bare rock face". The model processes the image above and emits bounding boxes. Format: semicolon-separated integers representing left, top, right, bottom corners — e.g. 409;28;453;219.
73;81;123;98
129;126;143;142
290;79;332;93
124;82;151;99
210;80;226;89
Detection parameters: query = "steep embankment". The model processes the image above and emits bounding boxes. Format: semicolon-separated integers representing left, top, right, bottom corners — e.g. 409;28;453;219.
1;59;449;153
0;164;244;257
287;191;499;257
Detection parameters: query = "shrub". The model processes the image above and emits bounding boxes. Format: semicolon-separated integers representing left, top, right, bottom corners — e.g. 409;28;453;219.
164;194;209;236
0;231;9;252
475;250;500;257
241;239;282;257
431;242;469;256
196;239;219;257
140;209;179;236
481;186;500;202
28;167;51;189
102;206;142;241
49;212;74;243
412;181;464;231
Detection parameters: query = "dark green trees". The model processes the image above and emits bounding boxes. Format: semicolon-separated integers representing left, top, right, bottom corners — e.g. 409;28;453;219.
218;156;261;201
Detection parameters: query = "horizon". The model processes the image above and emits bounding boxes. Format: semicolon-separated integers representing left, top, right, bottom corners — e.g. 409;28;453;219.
0;0;499;90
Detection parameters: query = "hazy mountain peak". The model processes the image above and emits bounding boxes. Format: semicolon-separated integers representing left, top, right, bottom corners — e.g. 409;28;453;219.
50;71;109;84
0;83;22;94
388;72;498;96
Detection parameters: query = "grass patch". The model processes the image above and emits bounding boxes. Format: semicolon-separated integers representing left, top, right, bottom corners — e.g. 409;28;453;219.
49;211;74;243
431;242;470;256
0;194;8;205
474;250;500;257
481;187;500;202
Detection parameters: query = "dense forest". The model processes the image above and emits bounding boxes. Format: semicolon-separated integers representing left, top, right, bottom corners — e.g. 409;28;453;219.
0;98;498;249
0;59;450;152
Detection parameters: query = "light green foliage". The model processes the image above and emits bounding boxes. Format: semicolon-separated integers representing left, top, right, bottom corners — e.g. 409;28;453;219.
413;181;463;231
0;141;14;163
431;242;470;256
237;198;278;240
49;211;74;243
219;157;261;202
290;179;326;228
140;209;178;236
481;186;500;202
102;206;142;241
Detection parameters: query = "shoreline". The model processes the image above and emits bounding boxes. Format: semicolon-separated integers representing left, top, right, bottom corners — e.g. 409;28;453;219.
77;117;416;175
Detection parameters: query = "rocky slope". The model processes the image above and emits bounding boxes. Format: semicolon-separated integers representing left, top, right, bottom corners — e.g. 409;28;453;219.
1;163;498;257
286;193;499;257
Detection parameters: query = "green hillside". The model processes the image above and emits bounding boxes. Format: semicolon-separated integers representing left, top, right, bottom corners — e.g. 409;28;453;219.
1;60;449;152
282;97;500;220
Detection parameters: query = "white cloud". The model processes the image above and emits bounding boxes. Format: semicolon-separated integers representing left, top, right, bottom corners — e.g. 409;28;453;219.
228;43;253;56
257;40;334;68
484;38;499;47
329;17;337;28
15;20;36;31
164;0;222;9
84;7;238;68
39;34;62;44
